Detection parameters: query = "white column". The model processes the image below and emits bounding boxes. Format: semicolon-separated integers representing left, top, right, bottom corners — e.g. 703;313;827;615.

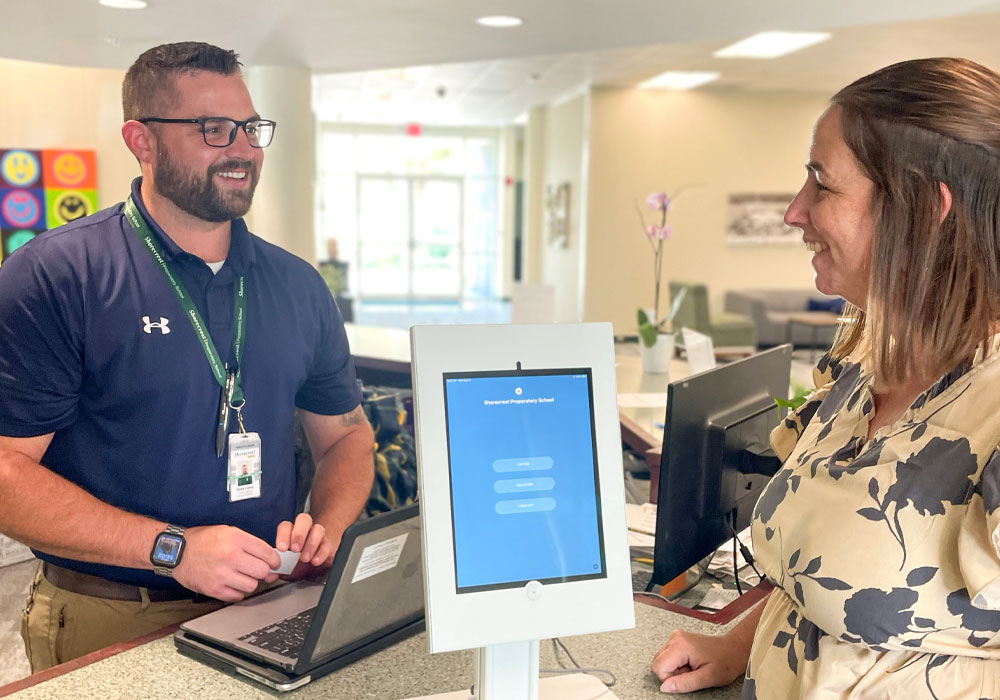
244;66;316;265
522;107;546;285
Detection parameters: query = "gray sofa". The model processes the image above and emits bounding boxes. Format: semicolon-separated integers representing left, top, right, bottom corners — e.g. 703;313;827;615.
724;289;843;347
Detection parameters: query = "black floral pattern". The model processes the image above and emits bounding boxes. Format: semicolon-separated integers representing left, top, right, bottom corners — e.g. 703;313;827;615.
816;362;863;423
882;438;978;516
854;437;978;569
842;587;918;646
754;467;793;525
979;448;1000;514
946;589;1000;647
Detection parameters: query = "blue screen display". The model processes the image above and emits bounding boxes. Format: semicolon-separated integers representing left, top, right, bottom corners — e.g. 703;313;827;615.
443;370;606;592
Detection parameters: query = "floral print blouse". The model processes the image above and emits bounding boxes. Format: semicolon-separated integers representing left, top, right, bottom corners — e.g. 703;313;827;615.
743;338;1000;700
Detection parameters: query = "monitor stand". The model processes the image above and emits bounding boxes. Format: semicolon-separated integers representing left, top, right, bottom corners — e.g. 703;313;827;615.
407;640;622;700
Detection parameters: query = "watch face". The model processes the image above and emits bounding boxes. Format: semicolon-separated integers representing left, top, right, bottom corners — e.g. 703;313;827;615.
152;534;184;566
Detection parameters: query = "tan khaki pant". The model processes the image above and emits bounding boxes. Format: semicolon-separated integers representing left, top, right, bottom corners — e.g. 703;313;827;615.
20;565;222;672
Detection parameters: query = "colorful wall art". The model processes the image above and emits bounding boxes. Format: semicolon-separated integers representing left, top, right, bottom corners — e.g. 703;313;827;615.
0;148;98;264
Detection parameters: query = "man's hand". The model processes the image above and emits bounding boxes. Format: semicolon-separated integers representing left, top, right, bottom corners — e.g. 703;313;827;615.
650;629;748;693
171;525;280;602
273;513;340;580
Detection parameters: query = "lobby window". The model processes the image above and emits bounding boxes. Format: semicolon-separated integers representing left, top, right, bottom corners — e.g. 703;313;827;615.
316;127;502;302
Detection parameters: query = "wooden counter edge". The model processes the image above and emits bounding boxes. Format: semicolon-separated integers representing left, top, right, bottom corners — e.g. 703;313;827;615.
634;581;773;625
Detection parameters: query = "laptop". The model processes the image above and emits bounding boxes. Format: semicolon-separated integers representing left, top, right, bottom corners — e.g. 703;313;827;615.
174;504;424;691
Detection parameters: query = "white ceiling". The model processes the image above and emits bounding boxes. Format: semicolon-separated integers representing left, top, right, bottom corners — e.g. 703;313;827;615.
6;0;1000;126
316;11;1000;125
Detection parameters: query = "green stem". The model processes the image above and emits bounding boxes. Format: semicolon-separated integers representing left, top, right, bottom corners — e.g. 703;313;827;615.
654;206;667;327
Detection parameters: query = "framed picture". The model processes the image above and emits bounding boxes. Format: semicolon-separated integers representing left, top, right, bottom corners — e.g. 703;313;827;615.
0;148;98;265
545;182;571;248
726;193;798;246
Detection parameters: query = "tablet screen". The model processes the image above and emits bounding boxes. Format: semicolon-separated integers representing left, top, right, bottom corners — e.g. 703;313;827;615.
443;369;606;592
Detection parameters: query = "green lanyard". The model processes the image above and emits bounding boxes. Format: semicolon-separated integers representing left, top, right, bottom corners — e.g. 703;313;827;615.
123;195;246;404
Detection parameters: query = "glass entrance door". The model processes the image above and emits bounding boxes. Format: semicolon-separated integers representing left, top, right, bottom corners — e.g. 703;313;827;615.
358;176;463;299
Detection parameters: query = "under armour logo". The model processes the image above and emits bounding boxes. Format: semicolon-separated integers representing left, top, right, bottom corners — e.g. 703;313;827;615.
142;316;171;334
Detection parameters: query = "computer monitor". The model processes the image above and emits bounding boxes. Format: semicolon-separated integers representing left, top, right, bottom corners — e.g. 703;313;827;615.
410;323;634;699
650;344;792;589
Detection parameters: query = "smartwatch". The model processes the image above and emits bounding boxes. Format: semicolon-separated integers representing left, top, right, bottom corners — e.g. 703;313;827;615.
150;524;186;577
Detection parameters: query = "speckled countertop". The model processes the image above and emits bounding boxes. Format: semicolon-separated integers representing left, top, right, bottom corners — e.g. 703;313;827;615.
5;602;748;700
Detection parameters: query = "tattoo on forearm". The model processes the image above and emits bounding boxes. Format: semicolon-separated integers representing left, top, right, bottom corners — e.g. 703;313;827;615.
341;406;365;426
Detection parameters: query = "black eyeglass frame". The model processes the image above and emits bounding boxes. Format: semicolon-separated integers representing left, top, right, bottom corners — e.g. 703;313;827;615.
137;117;277;148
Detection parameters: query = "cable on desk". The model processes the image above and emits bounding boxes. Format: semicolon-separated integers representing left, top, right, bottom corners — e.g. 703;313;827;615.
732;522;744;596
540;637;618;689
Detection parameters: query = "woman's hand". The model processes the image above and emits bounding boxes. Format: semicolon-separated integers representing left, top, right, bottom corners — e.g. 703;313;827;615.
651;629;749;693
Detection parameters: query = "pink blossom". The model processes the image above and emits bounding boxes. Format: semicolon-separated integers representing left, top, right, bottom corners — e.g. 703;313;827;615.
650;224;672;240
646;191;672;212
644;224;672;240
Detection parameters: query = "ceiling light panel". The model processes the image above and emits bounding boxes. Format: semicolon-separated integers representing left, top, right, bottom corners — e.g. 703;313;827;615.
98;0;148;8
713;31;831;59
475;15;523;28
637;71;720;90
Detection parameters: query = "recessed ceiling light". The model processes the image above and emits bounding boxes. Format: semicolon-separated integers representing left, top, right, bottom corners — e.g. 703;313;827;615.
475;15;523;28
713;31;831;59
99;0;148;8
637;71;720;91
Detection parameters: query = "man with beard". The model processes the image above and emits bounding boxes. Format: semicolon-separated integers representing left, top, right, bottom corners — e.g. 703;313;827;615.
0;43;375;671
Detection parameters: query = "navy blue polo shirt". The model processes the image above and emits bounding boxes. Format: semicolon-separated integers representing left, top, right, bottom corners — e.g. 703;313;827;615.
0;177;362;589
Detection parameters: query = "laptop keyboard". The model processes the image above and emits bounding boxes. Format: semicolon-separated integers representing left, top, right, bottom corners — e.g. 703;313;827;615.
238;607;317;659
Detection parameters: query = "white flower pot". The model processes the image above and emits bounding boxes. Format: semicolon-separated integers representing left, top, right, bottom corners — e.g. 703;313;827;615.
640;333;674;375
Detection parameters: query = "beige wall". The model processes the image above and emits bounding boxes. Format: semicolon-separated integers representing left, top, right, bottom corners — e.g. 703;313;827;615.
541;94;589;322
0;58;134;208
584;87;831;334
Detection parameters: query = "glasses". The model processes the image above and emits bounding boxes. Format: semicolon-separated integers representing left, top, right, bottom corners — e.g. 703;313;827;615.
137;117;277;148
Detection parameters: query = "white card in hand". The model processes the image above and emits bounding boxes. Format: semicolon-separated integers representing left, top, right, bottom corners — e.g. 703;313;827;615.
270;549;300;575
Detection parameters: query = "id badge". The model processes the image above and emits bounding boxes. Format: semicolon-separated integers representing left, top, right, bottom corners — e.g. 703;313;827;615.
228;432;262;502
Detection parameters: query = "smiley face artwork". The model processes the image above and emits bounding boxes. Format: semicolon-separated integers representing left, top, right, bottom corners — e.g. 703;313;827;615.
0;229;40;266
0;190;43;229
0;150;41;188
52;153;87;187
46;189;98;227
44;150;96;190
56;193;89;222
0;148;97;236
3;230;36;255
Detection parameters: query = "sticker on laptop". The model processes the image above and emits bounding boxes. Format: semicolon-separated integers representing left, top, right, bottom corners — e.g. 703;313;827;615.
352;533;409;583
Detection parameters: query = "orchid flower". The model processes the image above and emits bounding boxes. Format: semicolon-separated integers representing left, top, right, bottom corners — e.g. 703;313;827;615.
635;191;677;346
645;191;672;212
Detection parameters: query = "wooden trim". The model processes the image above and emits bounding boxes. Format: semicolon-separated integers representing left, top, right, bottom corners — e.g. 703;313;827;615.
0;625;179;698
618;411;657;454
634;581;773;625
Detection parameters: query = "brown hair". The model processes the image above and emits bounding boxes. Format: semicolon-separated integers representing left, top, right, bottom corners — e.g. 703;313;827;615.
829;57;1000;385
122;42;242;122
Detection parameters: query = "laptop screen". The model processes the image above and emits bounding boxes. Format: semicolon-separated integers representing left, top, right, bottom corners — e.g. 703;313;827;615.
442;368;607;593
309;510;423;664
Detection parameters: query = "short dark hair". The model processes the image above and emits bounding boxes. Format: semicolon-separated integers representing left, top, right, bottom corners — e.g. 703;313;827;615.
122;42;242;121
829;58;1000;384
